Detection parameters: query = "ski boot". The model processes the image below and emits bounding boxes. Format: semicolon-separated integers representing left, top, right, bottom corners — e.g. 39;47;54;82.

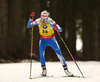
41;65;47;76
63;65;74;77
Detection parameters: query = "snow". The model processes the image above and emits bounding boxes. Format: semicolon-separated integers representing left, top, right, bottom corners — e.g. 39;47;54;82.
0;61;100;82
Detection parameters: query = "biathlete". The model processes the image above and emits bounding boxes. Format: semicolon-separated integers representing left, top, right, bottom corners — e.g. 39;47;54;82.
27;10;73;76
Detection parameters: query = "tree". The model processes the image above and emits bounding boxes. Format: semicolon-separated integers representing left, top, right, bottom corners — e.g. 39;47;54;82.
7;0;24;60
0;0;9;61
82;0;100;60
64;0;77;60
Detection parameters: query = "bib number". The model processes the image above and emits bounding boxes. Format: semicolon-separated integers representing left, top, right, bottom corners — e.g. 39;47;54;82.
42;30;48;33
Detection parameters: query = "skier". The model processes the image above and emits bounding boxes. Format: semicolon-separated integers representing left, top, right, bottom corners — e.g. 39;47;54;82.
27;10;73;76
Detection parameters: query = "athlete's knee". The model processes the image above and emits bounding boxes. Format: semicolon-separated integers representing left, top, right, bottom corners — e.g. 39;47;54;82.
55;49;62;55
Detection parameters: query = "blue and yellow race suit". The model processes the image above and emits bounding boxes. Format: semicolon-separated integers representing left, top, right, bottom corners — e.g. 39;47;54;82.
27;17;66;66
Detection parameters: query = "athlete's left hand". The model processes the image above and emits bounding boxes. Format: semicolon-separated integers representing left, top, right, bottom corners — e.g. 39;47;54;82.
54;25;58;30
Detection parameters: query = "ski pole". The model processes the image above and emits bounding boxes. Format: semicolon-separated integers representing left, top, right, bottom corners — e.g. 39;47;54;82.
56;30;85;78
29;11;35;79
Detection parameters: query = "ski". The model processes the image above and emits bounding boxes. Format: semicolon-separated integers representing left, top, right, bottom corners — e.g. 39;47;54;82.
62;75;90;78
33;75;53;79
63;75;91;78
68;75;83;78
71;75;92;78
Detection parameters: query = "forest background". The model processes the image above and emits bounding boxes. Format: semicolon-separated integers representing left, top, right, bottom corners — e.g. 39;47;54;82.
0;0;100;63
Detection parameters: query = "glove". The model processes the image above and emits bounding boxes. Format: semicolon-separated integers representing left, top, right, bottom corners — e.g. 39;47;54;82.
54;24;62;32
54;25;58;30
30;12;35;17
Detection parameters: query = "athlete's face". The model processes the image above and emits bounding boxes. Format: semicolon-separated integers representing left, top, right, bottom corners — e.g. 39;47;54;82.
41;14;48;22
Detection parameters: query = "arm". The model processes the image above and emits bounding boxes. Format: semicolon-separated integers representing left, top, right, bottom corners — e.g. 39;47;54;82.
49;18;62;32
27;12;40;28
27;18;40;28
53;23;62;32
27;12;35;28
27;18;33;28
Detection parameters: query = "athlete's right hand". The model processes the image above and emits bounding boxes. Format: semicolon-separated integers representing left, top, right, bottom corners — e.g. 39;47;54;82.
30;12;35;17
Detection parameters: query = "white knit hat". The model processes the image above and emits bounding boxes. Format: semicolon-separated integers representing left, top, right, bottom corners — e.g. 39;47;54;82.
41;10;49;21
41;10;49;15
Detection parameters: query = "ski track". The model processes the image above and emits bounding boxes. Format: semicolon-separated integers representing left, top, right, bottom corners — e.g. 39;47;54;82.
0;61;100;82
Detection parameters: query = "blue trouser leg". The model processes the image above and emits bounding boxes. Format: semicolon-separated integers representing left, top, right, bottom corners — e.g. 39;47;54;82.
39;39;47;66
48;37;67;66
39;37;66;66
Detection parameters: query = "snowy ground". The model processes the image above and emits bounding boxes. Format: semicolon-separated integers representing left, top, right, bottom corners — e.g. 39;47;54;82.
0;61;100;82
